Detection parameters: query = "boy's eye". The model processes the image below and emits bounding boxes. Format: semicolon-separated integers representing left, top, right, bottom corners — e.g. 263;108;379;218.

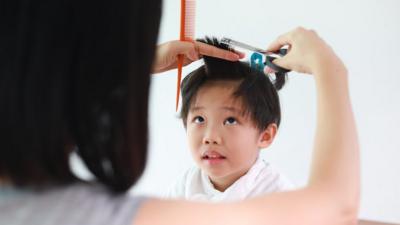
193;116;205;124
224;117;237;125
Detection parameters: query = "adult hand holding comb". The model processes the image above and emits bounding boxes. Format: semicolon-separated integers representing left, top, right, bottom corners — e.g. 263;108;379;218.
152;40;244;74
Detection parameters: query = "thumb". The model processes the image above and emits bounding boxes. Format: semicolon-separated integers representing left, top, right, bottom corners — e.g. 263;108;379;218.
270;56;291;71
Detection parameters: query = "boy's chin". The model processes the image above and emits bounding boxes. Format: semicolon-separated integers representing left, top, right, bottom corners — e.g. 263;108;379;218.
201;167;230;179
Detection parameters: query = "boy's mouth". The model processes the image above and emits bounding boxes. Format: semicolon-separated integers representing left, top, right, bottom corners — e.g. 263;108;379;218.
201;151;226;164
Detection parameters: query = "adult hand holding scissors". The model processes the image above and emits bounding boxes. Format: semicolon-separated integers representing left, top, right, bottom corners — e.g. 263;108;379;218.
265;27;346;75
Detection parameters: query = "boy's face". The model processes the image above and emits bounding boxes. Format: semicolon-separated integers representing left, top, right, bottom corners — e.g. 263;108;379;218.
186;80;274;190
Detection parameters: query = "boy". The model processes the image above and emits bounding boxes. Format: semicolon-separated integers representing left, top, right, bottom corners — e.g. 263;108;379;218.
166;37;293;202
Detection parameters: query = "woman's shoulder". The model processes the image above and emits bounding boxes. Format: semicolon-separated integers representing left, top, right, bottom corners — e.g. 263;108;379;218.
0;182;146;225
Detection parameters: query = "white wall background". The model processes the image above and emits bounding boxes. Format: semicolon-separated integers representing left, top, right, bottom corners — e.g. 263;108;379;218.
130;0;400;223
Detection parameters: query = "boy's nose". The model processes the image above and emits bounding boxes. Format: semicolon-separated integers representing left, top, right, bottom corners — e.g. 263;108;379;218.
202;129;222;145
203;137;220;145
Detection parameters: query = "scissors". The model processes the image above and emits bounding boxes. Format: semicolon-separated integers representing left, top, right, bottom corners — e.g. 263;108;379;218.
221;37;291;74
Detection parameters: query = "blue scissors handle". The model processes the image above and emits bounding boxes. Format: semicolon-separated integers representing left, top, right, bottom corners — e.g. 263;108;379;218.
221;37;290;74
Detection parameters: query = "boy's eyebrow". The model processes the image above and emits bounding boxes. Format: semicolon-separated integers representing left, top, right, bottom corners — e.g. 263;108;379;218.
190;106;243;114
220;106;242;114
190;106;204;112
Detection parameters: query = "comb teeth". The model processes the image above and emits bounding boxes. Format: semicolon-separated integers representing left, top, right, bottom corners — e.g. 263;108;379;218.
180;0;196;40
183;0;196;39
176;0;196;111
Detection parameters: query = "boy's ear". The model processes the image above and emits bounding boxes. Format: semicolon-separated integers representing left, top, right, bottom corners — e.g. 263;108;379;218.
257;123;277;148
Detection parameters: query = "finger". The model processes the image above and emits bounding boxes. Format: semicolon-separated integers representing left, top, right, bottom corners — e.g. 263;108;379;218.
270;57;292;71
186;49;200;61
169;40;199;62
267;37;291;53
170;40;196;55
184;37;195;43
233;50;246;59
266;29;297;52
167;58;193;69
175;40;201;61
195;41;240;61
183;57;195;66
263;67;276;74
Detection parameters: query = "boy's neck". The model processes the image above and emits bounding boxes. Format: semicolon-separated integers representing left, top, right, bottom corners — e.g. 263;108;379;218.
209;169;249;192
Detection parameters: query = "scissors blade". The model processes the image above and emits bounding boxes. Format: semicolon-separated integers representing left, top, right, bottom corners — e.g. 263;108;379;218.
221;37;266;54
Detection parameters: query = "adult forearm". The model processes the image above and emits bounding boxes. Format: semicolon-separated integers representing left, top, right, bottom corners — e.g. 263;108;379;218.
309;62;360;214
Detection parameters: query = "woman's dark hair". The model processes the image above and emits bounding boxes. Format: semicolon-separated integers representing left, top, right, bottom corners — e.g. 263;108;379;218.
180;37;287;131
0;0;161;193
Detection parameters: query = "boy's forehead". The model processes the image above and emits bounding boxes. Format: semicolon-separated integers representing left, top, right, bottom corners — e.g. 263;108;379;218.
203;80;241;89
190;80;245;112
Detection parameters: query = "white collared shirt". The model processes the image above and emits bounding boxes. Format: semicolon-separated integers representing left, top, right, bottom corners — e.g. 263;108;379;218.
165;157;294;202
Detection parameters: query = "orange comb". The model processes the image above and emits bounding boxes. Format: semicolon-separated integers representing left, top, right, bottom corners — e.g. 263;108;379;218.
176;0;196;111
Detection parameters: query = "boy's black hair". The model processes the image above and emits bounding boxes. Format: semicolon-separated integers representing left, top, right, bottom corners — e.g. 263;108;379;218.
180;37;287;131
